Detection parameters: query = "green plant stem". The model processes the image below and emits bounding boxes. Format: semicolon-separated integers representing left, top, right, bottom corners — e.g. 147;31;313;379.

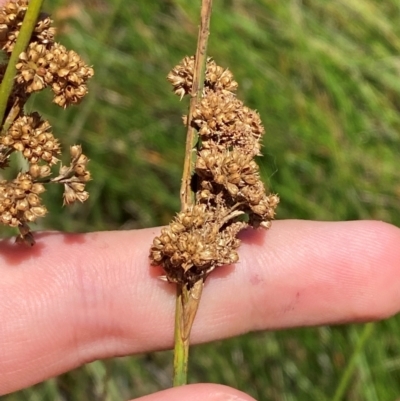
173;0;213;387
331;323;375;401
179;0;213;209
173;280;204;386
173;286;190;387
0;0;44;130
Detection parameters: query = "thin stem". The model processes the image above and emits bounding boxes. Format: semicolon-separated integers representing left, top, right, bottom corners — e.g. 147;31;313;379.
173;280;204;386
173;0;213;387
0;0;44;129
179;0;213;210
173;286;190;386
331;323;375;401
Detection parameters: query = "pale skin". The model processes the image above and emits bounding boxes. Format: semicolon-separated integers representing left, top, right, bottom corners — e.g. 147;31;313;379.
1;220;400;400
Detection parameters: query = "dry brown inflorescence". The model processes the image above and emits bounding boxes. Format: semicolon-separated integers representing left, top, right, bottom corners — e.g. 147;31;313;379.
0;0;93;244
150;56;279;288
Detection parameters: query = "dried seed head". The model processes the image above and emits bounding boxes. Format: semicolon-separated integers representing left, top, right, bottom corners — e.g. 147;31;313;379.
150;204;246;287
15;41;93;106
49;43;94;107
0;172;47;228
34;13;56;45
50;145;91;206
0;1;94;243
2;112;61;164
167;56;238;99
192;90;264;156
0;0;28;53
153;56;278;287
196;148;261;203
16;42;49;93
1;4;56;53
206;61;238;92
167;56;195;99
62;183;89;205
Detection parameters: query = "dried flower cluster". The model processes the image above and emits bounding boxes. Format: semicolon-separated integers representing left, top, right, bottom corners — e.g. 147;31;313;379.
0;1;55;53
0;0;93;244
15;41;93;107
150;56;279;287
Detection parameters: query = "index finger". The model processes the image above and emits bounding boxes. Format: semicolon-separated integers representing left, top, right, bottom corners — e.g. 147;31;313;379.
0;220;399;395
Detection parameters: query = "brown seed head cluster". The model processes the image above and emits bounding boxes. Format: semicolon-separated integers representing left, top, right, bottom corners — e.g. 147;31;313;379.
0;1;56;53
167;56;238;99
0;172;46;228
151;204;246;287
2;112;61;165
16;41;94;107
192;90;263;156
0;0;93;244
150;56;279;287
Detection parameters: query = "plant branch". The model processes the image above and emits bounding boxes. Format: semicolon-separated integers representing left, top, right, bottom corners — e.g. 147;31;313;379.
0;0;44;131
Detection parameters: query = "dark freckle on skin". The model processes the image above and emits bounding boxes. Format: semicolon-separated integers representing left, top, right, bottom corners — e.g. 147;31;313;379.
250;274;262;285
282;292;301;313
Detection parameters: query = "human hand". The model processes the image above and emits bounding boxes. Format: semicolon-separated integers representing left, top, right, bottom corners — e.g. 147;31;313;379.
1;220;399;400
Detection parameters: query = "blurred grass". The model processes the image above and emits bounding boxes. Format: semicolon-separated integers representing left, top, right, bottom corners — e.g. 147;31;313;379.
2;0;400;400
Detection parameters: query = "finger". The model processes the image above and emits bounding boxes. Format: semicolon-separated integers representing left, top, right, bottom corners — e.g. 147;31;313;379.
131;384;255;401
1;220;399;394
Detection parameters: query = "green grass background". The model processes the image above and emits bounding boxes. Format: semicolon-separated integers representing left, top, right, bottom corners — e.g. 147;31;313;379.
3;0;400;400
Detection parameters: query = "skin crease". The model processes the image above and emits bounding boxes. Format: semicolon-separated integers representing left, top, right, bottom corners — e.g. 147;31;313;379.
1;3;400;400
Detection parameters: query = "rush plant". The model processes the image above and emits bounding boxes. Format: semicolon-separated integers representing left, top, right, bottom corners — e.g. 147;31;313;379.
0;0;93;244
149;0;279;386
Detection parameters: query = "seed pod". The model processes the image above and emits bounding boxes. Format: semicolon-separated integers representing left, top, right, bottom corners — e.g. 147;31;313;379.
70;182;85;192
70;145;82;159
31;183;45;194
31;206;47;217
16;198;29;211
27;193;40;207
29;164;40;178
63;185;76;205
76;191;89;203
